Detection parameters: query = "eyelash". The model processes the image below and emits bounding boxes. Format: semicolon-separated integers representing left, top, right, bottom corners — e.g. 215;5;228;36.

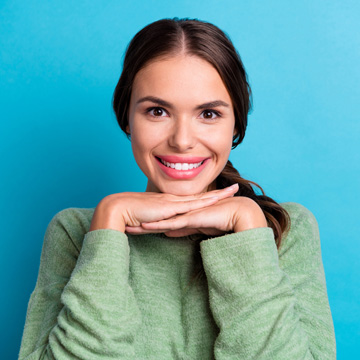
146;107;222;120
146;107;168;117
200;109;221;120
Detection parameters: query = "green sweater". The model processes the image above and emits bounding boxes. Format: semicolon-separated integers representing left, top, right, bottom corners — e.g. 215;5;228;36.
19;202;335;359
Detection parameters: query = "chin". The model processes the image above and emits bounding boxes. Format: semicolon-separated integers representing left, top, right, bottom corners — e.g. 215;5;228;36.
160;182;209;196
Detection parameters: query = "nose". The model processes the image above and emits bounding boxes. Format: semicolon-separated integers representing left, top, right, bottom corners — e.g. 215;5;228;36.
168;117;196;151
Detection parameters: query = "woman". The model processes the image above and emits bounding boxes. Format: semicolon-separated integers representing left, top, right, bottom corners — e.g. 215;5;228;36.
19;18;336;359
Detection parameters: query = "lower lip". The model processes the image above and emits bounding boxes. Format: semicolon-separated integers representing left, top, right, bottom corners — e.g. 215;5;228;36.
156;158;209;179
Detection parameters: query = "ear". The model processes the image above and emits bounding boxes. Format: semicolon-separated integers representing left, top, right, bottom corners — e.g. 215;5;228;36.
125;125;130;135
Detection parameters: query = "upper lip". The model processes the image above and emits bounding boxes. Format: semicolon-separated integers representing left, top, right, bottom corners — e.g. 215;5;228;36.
156;155;209;163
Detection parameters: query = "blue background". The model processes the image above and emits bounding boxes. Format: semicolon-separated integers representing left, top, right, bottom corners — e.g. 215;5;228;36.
1;0;359;358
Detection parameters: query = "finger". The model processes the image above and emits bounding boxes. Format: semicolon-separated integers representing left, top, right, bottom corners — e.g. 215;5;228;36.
170;186;239;216
168;183;239;202
126;226;201;237
165;227;225;237
205;184;239;200
125;226;165;234
126;225;199;237
167;196;221;217
125;226;144;234
141;215;190;231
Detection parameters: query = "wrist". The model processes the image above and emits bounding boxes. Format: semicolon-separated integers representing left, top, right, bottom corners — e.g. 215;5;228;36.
90;195;127;232
233;198;267;233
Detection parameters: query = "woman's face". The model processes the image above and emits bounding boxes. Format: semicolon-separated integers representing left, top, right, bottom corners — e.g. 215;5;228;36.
128;55;235;195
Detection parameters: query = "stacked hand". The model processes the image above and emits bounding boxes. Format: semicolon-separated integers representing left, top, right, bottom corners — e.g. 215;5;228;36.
90;184;267;237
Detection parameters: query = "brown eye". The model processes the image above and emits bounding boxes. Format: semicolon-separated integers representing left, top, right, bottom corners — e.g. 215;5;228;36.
153;108;163;116
200;109;220;120
203;110;213;119
149;107;167;117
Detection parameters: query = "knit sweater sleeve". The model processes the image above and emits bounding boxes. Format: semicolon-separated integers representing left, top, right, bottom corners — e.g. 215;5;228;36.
18;208;141;360
200;202;336;360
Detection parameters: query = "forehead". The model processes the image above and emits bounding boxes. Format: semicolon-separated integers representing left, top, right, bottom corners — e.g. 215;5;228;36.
131;55;232;106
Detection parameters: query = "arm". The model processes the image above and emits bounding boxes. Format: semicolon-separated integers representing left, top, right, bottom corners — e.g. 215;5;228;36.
19;187;236;359
200;202;336;359
18;208;141;360
19;187;237;360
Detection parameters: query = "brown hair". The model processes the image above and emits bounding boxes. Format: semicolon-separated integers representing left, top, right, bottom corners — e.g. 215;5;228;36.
113;18;290;248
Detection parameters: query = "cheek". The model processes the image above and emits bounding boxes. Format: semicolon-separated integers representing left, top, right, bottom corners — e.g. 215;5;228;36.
131;132;150;157
130;122;162;164
130;134;151;175
205;126;234;154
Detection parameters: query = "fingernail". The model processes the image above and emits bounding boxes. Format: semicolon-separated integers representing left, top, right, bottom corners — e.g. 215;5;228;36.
225;184;238;191
210;196;219;200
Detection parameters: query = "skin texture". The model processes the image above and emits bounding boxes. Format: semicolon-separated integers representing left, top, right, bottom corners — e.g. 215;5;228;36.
90;55;267;236
128;55;235;196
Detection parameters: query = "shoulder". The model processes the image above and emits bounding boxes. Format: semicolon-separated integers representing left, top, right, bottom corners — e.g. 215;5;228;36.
35;208;96;287
48;207;95;231
44;207;95;254
281;202;318;226
278;202;322;265
280;202;319;239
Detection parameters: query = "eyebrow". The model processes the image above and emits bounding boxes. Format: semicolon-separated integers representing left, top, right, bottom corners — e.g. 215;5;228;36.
136;96;230;110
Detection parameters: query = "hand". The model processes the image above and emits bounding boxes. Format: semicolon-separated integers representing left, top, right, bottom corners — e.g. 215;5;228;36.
89;184;239;233
125;195;268;237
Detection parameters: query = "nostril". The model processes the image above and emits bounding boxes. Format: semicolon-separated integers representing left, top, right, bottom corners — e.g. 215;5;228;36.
168;127;195;150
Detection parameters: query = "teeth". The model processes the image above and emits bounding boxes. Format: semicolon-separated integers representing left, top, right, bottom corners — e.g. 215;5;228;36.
160;159;204;170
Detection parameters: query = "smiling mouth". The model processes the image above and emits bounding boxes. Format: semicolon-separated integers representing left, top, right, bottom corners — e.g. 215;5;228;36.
157;157;205;171
155;156;206;171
